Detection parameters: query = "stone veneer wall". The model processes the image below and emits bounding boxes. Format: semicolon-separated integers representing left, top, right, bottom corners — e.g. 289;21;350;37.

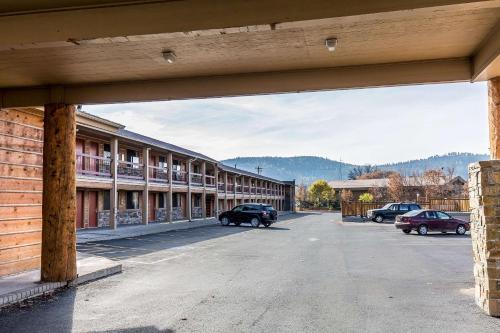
98;210;111;228
172;207;184;220
469;160;500;316
155;208;168;222
116;209;142;225
192;207;202;219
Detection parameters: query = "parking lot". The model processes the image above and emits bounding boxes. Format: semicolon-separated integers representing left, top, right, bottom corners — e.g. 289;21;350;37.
1;212;499;333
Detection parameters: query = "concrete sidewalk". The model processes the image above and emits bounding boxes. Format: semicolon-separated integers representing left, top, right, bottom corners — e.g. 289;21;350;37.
77;218;220;244
0;252;121;308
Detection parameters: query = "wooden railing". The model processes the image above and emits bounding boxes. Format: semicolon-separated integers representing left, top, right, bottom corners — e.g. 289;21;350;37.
235;184;242;193
243;185;249;193
117;160;144;179
341;198;470;217
227;184;234;192
218;183;225;191
149;165;168;183
76;153;111;177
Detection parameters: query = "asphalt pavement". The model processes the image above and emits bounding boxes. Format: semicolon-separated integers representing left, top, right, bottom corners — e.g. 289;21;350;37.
0;212;498;333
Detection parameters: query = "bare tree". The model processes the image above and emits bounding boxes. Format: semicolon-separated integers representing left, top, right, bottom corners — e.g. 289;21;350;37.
340;189;354;202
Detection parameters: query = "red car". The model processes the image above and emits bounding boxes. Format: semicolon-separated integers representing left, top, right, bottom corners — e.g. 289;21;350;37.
395;209;469;235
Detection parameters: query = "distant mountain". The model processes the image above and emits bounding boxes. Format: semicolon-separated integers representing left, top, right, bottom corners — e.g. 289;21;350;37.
222;153;489;184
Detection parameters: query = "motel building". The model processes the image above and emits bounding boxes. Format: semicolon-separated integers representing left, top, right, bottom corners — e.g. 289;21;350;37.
0;106;295;277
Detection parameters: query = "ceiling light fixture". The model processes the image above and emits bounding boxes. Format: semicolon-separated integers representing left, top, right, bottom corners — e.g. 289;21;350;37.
162;50;176;63
325;38;337;52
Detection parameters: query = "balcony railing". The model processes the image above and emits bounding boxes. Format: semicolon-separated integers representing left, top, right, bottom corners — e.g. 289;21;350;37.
172;170;187;184
227;184;234;192
235;185;242;193
243;186;249;193
76;153;111;177
149;165;169;183
117;160;144;179
206;175;216;187
190;172;203;186
218;182;225;192
251;187;256;194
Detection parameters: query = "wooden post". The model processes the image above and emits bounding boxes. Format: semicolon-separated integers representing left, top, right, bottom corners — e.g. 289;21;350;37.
224;172;228;211
142;148;150;224
41;103;77;282
489;77;500;159
187;160;192;221
214;164;219;216
202;161;206;219
167;152;173;222
110;137;118;229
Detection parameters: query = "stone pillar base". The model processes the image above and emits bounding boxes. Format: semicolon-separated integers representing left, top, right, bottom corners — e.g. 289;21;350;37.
469;160;500;316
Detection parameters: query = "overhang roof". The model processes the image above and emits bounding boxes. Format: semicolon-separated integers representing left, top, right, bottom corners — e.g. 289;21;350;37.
0;1;499;107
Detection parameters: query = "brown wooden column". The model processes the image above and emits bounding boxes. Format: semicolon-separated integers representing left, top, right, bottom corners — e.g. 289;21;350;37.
489;77;500;159
41;103;77;282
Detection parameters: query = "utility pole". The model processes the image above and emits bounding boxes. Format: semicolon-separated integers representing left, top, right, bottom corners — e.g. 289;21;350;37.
339;157;343;180
256;166;263;175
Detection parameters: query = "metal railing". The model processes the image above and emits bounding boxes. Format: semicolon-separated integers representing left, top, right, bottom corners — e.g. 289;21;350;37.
149;165;169;183
76;153;112;177
117;160;144;179
172;170;187;183
190;172;203;185
206;175;216;187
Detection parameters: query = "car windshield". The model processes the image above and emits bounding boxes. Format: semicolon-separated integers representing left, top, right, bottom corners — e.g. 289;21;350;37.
403;209;423;217
381;204;393;209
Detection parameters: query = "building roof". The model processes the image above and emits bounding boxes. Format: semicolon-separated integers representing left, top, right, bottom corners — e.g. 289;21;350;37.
218;164;287;185
329;175;466;189
117;129;218;164
328;178;389;190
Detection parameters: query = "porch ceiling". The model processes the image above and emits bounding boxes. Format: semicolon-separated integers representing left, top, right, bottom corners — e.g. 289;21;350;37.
0;0;499;106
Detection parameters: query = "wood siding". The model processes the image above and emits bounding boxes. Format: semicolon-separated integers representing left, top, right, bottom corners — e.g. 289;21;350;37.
0;109;43;276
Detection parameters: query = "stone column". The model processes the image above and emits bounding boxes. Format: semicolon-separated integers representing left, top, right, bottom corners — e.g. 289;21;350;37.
142;147;150;225
110;137;119;229
41;103;77;282
469;161;500;316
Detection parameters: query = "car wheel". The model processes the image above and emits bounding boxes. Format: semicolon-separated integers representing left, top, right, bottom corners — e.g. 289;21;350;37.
456;224;466;235
221;217;230;226
417;224;428;236
250;217;260;228
403;229;411;234
375;215;384;223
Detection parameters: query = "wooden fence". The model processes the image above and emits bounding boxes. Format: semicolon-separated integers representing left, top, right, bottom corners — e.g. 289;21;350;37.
341;198;470;217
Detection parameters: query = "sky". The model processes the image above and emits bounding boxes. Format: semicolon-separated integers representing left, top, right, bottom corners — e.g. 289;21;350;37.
85;82;488;165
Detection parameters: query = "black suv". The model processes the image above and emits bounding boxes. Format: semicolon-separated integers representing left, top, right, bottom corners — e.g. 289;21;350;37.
219;203;277;228
367;203;421;223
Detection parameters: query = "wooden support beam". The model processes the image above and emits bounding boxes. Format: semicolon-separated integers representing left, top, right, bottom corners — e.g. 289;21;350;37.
167;152;173;223
41;103;76;282
142;147;149;225
110;137;118;229
489;77;500;159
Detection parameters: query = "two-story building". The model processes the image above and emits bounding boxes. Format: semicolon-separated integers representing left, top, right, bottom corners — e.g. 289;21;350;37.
75;111;295;230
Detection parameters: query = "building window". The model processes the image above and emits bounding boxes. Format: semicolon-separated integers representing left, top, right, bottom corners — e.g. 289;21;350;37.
103;191;110;210
172;193;179;208
126;191;139;209
159;193;165;208
194;195;201;207
158;156;167;169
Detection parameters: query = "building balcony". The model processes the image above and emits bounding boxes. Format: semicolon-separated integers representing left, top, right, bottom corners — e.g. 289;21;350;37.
149;166;169;184
117;160;144;180
235;185;242;193
76;153;111;178
190;172;203;186
243;186;249;193
227;184;234;192
217;183;225;192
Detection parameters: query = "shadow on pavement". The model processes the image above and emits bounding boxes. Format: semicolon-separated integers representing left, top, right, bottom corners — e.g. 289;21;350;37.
77;218;292;261
89;327;175;333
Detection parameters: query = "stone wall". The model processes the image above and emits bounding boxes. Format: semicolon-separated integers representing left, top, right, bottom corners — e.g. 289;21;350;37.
192;207;202;219
117;209;142;225
155;208;168;222
469;160;500;316
172;207;184;220
98;210;111;228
